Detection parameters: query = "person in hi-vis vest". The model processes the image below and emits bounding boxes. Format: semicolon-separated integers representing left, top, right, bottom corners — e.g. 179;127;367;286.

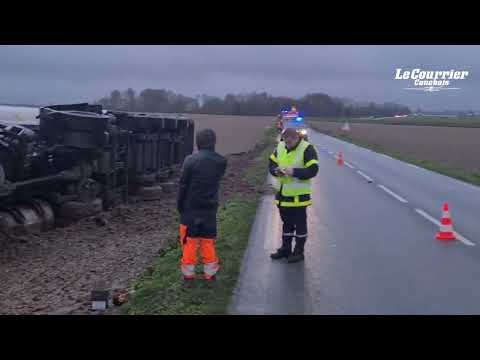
269;128;319;263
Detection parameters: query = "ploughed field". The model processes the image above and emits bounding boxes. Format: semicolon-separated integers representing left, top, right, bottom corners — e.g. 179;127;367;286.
309;121;480;172
189;114;273;155
310;116;480;128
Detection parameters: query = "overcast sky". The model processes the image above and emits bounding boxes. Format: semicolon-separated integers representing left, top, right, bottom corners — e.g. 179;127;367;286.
0;45;478;111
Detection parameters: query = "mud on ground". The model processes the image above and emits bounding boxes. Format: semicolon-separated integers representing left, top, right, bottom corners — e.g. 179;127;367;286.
0;144;272;315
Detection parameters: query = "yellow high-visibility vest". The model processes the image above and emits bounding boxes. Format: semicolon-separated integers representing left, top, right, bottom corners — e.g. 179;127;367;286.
270;139;318;207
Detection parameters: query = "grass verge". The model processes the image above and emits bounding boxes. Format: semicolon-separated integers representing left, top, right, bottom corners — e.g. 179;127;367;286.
310;124;480;187
121;127;277;315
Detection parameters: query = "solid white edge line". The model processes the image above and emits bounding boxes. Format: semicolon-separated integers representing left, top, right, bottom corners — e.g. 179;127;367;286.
344;162;355;169
357;170;373;183
407;163;422;170
414;209;475;246
377;184;408;203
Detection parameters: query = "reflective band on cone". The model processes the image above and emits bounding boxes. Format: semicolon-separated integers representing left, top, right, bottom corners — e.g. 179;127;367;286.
441;218;452;226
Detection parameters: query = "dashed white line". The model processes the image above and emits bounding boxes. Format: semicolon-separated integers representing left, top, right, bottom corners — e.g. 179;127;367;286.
357;170;373;183
414;209;475;246
414;209;440;226
454;232;476;247
377;184;408;203
319;139;476;247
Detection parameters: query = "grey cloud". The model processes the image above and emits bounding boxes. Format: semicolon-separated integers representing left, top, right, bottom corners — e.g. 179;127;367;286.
0;45;478;110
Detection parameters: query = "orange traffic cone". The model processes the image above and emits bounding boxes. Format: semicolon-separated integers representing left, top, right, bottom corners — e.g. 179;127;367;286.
336;152;344;166
436;202;456;241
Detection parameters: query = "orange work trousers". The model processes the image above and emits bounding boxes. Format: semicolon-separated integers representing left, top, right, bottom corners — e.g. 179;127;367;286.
179;224;220;280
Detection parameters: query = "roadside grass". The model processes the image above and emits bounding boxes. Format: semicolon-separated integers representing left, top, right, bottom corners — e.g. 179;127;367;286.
121;127;276;315
310;123;480;187
309;116;480;128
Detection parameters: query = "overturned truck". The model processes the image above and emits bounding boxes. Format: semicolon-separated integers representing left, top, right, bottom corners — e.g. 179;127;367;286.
0;103;194;236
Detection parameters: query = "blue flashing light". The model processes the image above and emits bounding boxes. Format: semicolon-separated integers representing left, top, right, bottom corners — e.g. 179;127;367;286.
296;116;304;122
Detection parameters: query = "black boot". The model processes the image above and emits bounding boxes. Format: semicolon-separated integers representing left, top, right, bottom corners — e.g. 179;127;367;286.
287;251;304;263
270;236;292;260
288;238;306;263
270;248;290;260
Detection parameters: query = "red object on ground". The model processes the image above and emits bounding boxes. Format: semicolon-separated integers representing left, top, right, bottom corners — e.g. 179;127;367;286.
436;202;456;241
337;152;344;166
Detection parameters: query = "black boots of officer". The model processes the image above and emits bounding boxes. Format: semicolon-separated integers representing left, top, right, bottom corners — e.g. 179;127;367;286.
270;236;306;262
270;235;292;259
287;237;306;263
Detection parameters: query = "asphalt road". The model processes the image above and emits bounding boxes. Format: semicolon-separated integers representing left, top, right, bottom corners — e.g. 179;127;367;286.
228;128;480;314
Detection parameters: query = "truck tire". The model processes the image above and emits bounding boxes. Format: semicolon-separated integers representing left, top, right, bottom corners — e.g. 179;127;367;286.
58;198;103;220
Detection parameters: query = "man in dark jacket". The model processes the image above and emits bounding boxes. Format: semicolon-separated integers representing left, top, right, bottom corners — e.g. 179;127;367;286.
177;128;227;286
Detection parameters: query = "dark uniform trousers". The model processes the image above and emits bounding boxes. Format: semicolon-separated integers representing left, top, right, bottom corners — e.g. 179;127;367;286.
279;206;308;254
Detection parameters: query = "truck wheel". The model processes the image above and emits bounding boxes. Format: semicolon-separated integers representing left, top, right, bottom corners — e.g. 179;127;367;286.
58;198;103;220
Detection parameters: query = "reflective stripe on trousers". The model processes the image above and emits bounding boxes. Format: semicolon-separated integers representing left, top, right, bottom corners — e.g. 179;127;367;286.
203;262;220;280
181;264;196;278
179;225;220;279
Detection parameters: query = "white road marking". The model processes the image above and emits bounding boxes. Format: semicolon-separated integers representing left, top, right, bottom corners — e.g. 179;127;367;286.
407;163;422;170
357;170;373;183
455;233;476;247
344;161;355;169
414;209;440;226
377;185;408;203
414;209;475;246
328;151;334;155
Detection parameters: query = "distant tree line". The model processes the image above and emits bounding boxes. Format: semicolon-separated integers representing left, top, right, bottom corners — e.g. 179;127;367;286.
96;88;411;117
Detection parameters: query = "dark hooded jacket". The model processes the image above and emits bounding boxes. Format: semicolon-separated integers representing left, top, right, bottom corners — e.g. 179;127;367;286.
177;148;227;237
